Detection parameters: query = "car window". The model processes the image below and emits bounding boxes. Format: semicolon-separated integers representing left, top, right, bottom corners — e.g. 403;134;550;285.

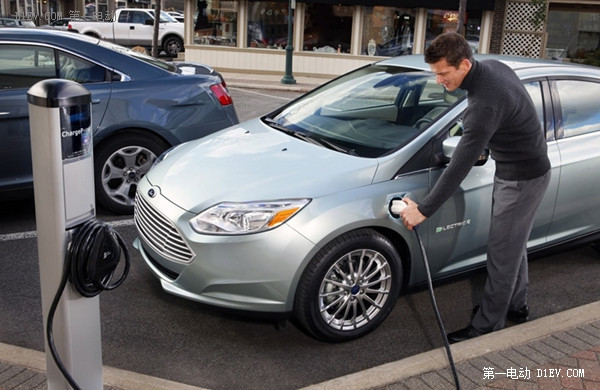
118;11;129;23
523;81;544;130
555;80;600;138
0;45;56;89
0;18;18;26
58;52;108;83
130;11;151;24
448;80;544;138
269;65;466;158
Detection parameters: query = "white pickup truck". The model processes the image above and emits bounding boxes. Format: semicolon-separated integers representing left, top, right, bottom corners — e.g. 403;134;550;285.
67;9;185;56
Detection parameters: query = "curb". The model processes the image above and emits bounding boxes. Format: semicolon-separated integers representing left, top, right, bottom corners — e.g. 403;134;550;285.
300;300;600;389
227;81;319;93
0;343;208;390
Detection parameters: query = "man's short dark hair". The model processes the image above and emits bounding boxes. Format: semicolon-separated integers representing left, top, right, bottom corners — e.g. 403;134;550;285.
424;32;474;67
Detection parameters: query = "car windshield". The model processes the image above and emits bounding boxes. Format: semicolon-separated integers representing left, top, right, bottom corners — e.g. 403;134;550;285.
266;65;466;158
147;10;179;23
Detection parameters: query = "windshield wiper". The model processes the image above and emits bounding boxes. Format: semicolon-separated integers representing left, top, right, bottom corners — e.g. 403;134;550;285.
264;117;357;156
310;134;358;156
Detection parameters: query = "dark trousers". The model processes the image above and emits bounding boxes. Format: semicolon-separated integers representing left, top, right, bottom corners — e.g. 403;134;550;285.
471;170;551;332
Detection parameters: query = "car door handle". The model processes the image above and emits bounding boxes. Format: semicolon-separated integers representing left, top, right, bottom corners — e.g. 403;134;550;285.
91;99;101;104
0;112;9;116
130;26;135;30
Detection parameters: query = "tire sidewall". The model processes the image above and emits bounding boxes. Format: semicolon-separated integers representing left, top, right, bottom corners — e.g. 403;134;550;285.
296;229;403;342
163;36;183;56
94;132;168;214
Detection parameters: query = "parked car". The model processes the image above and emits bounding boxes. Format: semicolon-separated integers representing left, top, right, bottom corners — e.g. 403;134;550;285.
0;17;36;27
42;18;84;31
0;28;238;213
133;54;600;342
166;11;185;23
67;8;185;56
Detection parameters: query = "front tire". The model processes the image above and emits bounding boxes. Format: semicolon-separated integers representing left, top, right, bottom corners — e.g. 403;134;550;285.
294;229;403;342
94;132;169;214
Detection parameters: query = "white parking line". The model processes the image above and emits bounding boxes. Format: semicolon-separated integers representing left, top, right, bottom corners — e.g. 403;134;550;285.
0;231;38;242
0;219;135;242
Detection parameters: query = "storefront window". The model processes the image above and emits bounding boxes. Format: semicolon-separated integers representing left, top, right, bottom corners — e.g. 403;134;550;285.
247;1;289;49
362;7;415;56
426;9;481;53
194;0;238;47
303;3;352;53
546;8;600;60
84;1;102;19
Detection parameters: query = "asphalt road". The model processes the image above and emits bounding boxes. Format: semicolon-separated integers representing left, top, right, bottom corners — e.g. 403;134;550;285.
0;87;599;390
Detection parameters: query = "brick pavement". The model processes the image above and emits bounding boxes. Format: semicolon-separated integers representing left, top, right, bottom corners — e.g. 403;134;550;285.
382;320;600;390
1;309;600;390
479;344;600;390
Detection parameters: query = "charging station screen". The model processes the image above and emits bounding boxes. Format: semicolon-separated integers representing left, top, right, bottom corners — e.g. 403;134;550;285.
60;104;91;161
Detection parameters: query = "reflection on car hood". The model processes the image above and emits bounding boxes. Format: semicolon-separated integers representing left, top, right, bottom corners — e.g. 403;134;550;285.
147;119;379;212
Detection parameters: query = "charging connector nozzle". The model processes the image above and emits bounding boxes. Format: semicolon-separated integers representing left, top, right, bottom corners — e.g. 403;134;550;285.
389;198;408;219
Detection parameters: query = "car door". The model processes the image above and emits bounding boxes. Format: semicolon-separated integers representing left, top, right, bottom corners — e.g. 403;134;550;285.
0;44;111;193
421;79;560;278
0;45;55;192
546;78;600;241
118;10;154;47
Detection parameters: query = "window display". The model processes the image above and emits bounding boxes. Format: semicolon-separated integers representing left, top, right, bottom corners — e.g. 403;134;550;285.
303;3;352;53
362;7;415;56
426;9;481;53
247;1;289;49
194;0;238;47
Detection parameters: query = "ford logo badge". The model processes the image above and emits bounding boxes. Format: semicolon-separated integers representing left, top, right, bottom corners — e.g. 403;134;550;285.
148;188;156;198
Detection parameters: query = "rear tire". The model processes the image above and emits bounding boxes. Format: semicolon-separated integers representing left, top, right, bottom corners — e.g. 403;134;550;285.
294;229;403;342
94;132;169;214
163;36;183;57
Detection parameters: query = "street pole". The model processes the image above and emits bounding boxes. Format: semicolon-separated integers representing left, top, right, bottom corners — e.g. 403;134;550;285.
281;0;296;84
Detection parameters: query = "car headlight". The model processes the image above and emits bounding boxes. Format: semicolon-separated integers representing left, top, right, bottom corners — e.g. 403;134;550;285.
189;199;311;235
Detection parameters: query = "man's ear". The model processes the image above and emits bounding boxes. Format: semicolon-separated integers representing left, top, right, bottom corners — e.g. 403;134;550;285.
459;58;472;72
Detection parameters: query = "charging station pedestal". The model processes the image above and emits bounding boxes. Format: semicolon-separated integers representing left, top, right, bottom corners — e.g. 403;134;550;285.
28;79;103;390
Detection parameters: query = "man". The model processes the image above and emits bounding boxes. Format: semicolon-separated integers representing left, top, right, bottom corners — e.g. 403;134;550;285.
400;32;551;343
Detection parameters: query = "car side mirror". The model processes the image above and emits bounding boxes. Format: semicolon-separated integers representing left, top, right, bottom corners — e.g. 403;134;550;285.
441;136;490;166
145;19;154;25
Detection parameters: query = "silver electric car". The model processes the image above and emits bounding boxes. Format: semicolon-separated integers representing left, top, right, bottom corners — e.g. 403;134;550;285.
134;54;600;342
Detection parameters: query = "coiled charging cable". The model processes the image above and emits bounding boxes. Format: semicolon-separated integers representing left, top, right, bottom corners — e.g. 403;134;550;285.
390;199;461;389
46;218;130;390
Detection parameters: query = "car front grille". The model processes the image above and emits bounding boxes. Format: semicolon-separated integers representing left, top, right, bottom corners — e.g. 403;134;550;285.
134;191;195;263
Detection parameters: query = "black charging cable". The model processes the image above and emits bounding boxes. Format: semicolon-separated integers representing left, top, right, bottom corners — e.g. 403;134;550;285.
46;218;130;390
413;226;461;389
390;199;460;389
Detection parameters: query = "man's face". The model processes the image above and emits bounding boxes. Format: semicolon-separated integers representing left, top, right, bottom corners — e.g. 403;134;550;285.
429;58;471;91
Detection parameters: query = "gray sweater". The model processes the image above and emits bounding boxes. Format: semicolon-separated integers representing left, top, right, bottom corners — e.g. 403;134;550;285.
418;59;551;218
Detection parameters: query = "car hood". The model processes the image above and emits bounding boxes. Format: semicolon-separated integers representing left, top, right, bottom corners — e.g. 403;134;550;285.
147;120;379;212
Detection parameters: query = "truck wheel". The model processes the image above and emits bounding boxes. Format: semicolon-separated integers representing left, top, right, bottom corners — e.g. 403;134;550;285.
94;132;169;215
163;36;183;57
294;229;403;342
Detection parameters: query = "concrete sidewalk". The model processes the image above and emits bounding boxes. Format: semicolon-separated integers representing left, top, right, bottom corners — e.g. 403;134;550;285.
2;301;599;389
222;71;331;92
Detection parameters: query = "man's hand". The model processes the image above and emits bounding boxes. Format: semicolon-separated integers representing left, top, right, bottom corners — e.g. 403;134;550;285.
400;197;426;230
